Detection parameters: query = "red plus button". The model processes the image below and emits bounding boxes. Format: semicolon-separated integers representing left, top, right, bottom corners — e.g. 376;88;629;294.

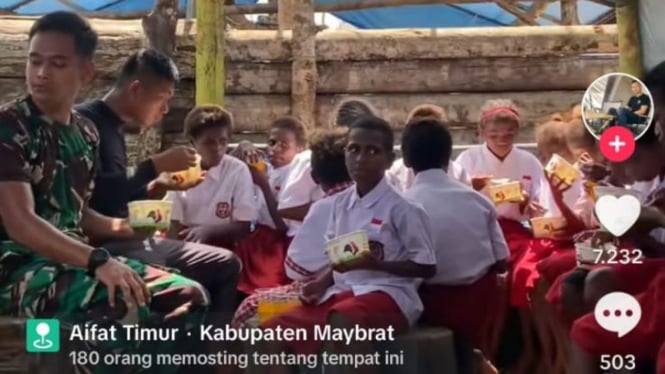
599;126;635;162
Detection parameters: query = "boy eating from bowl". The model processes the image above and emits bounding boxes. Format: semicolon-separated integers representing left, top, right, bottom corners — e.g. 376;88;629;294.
233;116;308;295
166;105;258;248
260;116;436;374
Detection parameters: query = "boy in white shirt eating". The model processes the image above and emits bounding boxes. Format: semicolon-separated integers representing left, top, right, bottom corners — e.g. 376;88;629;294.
261;116;436;374
167;105;258;248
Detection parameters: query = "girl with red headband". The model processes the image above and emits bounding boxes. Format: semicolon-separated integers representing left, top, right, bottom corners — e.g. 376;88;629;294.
456;100;545;269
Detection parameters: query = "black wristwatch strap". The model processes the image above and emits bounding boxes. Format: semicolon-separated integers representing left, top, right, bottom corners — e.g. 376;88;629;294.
87;248;110;278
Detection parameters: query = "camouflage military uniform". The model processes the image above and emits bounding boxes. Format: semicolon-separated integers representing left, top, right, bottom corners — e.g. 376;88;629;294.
0;97;209;373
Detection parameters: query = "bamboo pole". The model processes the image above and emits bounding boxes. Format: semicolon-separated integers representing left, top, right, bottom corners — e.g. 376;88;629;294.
196;0;225;105
278;0;295;31
290;0;317;128
615;0;643;77
561;0;579;25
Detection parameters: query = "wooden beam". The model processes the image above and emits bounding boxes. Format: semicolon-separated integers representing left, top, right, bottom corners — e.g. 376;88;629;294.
586;0;613;6
138;0;178;159
513;0;550;26
226;0;558;15
277;0;295;31
615;0;643;77
496;0;538;25
561;0;579;25
195;0;225;105
290;0;317;127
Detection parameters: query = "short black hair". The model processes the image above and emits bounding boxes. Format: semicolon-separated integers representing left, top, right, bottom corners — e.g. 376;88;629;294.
29;11;98;60
636;120;660;146
116;48;179;87
401;118;452;172
644;61;665;102
271;116;307;147
184;105;233;139
309;129;351;186
348;115;394;153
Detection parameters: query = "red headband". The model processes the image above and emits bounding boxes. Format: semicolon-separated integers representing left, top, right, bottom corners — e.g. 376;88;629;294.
480;106;521;124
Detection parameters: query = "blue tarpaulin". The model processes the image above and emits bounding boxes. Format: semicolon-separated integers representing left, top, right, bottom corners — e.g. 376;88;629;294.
0;0;614;29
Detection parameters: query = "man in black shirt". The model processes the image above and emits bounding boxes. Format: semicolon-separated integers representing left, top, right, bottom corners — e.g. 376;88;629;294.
611;80;651;126
76;49;241;329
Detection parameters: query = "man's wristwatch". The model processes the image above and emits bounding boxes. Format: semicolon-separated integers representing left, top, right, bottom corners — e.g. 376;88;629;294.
87;248;111;277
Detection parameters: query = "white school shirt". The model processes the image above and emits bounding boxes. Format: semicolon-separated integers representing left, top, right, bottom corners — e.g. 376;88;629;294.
405;169;509;285
255;161;295;229
284;195;336;281
320;178;437;326
277;150;325;237
168;156;259;226
538;177;584;218
386;158;471;192
456;143;544;222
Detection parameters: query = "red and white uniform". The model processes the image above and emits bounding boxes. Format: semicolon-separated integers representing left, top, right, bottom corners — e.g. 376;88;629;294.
168;155;258;226
262;178;435;354
405;169;508;347
277;150;325;237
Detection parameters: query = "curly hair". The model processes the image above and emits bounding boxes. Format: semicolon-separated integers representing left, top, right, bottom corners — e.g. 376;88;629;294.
333;97;378;127
184;104;233;138
309;128;351;186
406;104;447;123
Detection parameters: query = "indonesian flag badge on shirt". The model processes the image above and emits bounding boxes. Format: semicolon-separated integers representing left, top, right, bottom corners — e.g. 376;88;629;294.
370;217;383;230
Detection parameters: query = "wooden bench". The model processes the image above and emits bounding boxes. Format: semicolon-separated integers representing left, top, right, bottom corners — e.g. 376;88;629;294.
0;317;28;373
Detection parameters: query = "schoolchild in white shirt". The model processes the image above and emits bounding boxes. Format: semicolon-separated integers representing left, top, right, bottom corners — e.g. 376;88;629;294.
401;117;509;352
456;99;544;270
234;117;308;295
261;116;436;374
387;104;471;191
167;105;258;248
231;128;353;328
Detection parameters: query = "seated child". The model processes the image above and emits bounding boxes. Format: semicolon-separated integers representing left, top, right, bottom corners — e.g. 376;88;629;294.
401;117;509;352
387;104;471;191
233;117;307;295
232;128;353;328
260;116;436;374
167;105;258;248
456;99;544;268
565;127;665;372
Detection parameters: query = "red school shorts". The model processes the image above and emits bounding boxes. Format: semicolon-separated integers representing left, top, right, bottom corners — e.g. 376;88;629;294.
260;290;409;355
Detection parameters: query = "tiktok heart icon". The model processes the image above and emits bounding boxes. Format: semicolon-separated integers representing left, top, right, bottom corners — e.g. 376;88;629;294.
594;195;641;237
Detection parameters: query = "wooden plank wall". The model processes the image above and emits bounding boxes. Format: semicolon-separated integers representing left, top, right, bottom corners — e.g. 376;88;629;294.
0;18;619;163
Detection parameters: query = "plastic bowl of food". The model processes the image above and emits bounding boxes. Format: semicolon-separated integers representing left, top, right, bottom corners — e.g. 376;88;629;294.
545;153;580;185
167;154;202;186
325;230;370;265
127;200;172;231
488;180;522;205
530;216;567;238
594;186;642;200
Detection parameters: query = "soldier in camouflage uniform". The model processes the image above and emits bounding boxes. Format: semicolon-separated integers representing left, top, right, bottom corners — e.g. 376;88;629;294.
0;12;208;374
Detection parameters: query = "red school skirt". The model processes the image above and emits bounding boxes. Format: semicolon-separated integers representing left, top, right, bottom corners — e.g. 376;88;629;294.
234;224;293;295
511;238;575;308
570;261;665;358
260;290;409;355
419;271;500;348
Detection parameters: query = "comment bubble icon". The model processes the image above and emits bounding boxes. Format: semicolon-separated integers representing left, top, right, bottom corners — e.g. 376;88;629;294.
593;292;642;338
